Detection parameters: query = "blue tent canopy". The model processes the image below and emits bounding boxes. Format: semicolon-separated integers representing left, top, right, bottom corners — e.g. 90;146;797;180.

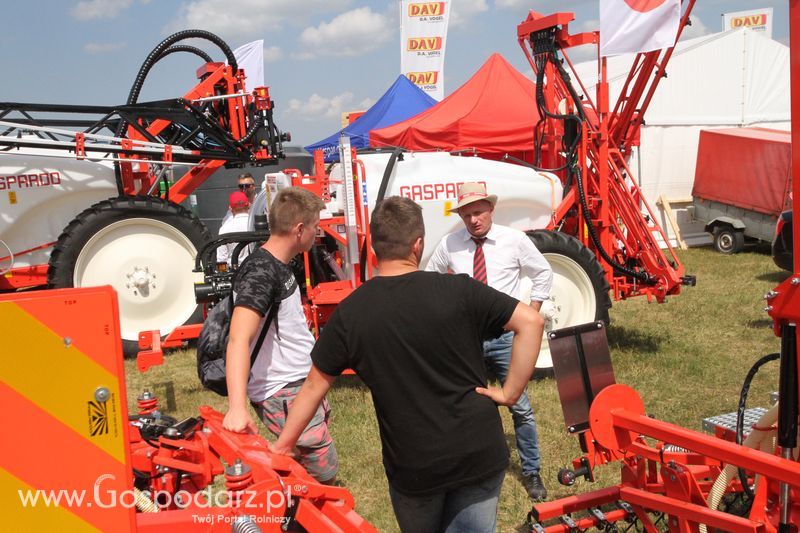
304;75;436;162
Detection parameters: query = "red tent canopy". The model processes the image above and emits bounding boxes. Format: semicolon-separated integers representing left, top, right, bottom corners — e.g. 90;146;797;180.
370;53;540;160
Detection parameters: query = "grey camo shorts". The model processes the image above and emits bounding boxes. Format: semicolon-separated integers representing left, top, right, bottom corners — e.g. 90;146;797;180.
252;381;339;483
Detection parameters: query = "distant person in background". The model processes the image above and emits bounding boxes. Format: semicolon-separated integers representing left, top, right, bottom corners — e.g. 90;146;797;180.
217;191;251;266
238;172;257;204
221;172;259;226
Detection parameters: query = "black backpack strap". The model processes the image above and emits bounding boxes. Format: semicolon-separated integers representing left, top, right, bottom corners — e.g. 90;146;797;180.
249;284;280;368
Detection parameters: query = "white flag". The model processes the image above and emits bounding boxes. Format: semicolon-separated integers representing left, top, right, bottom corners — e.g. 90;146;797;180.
232;40;264;90
600;0;680;57
400;1;451;101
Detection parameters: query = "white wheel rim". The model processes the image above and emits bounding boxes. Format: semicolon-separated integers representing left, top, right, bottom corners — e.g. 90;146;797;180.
525;252;597;370
73;218;198;342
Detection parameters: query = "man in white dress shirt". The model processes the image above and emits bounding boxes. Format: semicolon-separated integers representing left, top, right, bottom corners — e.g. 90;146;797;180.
217;191;252;266
426;182;553;500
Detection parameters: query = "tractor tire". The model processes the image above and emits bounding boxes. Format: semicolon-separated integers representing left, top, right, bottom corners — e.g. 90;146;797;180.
527;230;612;372
713;226;745;254
48;196;210;358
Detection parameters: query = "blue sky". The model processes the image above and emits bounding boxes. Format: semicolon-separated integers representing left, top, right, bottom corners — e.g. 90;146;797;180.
0;1;790;147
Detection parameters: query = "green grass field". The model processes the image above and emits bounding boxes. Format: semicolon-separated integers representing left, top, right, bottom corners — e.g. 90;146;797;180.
125;245;789;532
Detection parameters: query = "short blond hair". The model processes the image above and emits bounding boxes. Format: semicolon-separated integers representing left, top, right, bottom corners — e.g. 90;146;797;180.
268;187;324;235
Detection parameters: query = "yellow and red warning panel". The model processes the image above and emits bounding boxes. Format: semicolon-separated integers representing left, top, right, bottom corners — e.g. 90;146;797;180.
0;286;135;532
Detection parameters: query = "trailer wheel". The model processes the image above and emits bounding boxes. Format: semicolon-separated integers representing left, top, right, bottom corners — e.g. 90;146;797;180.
713;226;745;254
48;196;210;358
527;230;612;372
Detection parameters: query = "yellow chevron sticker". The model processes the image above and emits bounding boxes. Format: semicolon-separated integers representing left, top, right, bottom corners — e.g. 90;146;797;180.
0;303;125;463
1;467;98;532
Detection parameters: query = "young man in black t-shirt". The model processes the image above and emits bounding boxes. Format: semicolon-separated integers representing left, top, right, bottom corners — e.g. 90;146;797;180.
271;196;544;532
222;187;338;483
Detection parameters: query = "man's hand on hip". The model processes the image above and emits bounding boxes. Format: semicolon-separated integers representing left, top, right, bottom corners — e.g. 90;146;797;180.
475;385;519;406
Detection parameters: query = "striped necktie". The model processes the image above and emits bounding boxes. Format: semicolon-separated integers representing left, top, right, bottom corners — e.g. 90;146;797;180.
472;237;487;284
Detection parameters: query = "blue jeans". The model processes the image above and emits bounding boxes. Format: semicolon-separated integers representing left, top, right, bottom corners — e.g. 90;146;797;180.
389;470;505;532
483;331;541;476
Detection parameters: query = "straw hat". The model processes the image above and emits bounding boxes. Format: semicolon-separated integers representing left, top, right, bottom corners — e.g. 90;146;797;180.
450;182;497;212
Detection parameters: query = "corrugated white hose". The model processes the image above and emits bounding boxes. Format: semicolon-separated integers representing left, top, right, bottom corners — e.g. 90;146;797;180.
699;403;780;533
0;239;13;276
134;487;159;513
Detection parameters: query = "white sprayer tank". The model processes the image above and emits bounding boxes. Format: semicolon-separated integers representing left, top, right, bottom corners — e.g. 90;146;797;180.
330;152;572;370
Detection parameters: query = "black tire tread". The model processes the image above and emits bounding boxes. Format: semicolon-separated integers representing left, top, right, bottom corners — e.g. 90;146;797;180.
527;229;612;324
712;226;745;255
48;195;210;356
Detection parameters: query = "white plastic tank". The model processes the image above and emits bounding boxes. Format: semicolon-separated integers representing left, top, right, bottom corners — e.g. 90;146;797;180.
0;145;117;270
331;151;561;268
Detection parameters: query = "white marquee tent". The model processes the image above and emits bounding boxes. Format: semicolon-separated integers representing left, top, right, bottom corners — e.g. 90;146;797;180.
573;27;790;246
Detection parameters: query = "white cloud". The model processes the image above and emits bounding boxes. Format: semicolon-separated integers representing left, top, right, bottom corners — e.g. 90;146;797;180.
83;41;127;54
297;7;392;58
264;45;281;63
579;18;599;33
494;0;525;9
71;0;133;20
286;92;365;120
165;0;351;40
565;44;597;65
495;0;587;12
680;16;712;41
449;0;488;28
561;19;599;65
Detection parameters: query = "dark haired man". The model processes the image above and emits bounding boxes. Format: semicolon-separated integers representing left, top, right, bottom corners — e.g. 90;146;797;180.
271;196;543;532
237;172;257;203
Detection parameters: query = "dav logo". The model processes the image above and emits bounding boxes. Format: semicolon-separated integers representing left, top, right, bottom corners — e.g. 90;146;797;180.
730;14;768;28
407;36;443;52
409;2;445;19
407;71;439;86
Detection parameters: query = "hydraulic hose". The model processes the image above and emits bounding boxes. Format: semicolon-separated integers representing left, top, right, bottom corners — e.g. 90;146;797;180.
533;43;652;284
125;30;237;110
156;44;214;64
358;146;405;280
376;147;404;205
735;352;780;497
113;30;238;195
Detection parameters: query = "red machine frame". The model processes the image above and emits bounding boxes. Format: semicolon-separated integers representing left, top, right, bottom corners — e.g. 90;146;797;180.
129;400;377;532
287;150;375;336
525;2;800;531
516;2;697;303
0;59;280;290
